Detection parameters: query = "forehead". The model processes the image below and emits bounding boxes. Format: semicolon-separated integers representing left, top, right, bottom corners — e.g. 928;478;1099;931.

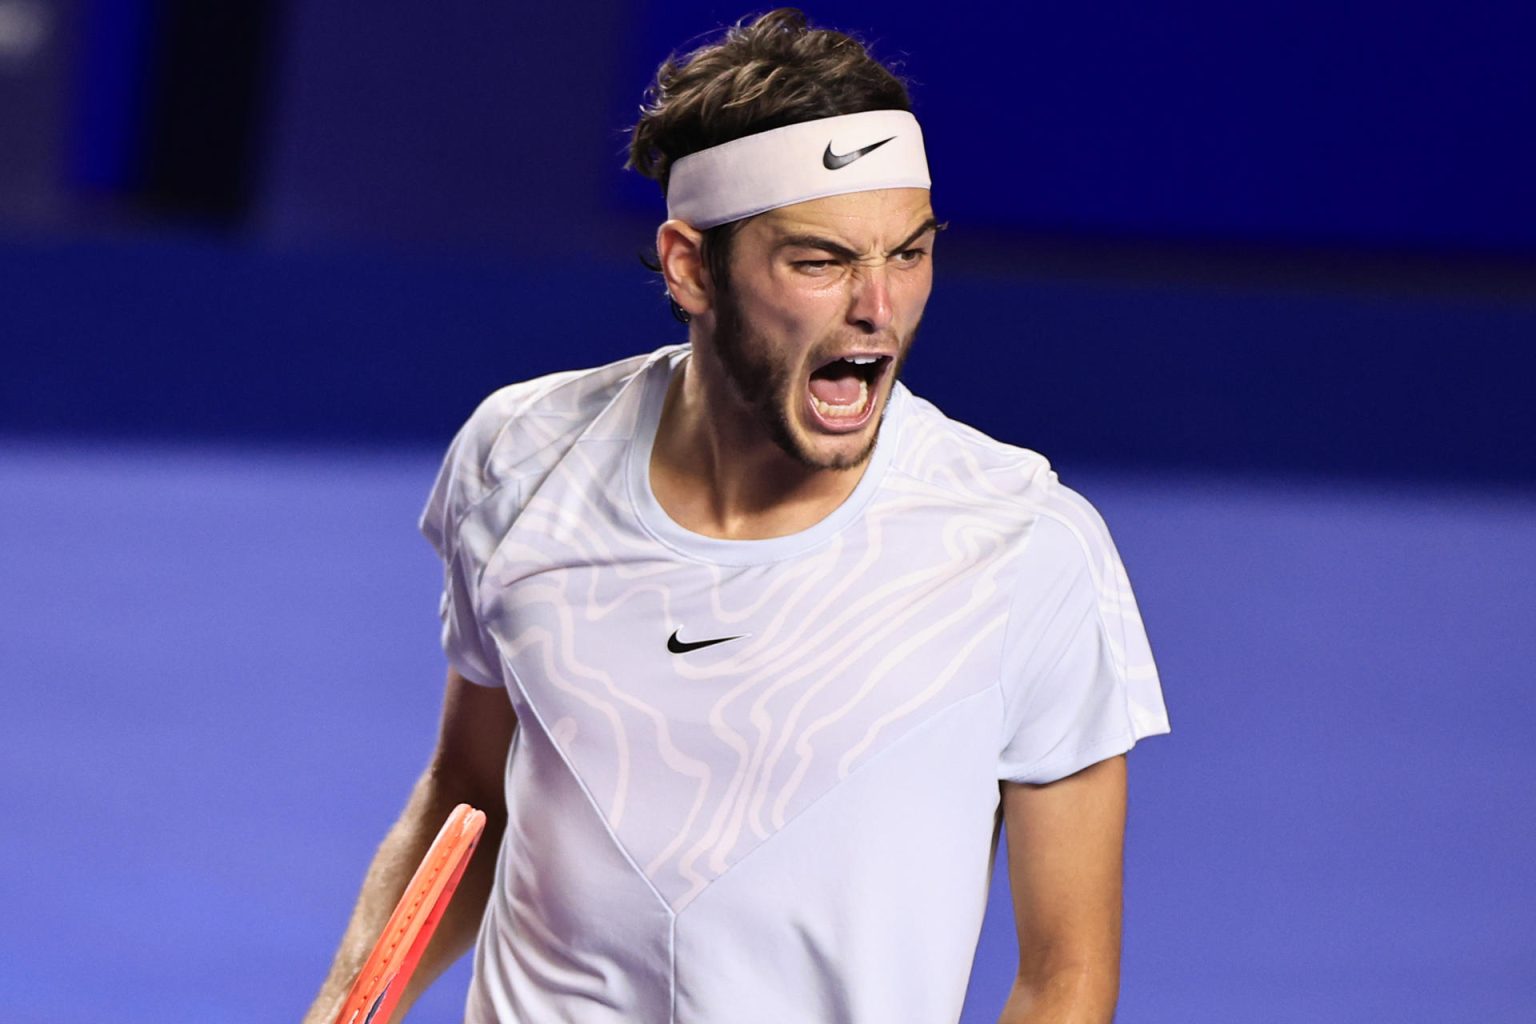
741;188;935;248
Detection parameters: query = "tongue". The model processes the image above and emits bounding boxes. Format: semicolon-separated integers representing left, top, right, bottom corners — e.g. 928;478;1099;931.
809;369;861;406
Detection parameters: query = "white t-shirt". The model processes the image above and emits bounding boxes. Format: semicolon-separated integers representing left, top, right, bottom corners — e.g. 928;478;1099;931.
420;345;1169;1024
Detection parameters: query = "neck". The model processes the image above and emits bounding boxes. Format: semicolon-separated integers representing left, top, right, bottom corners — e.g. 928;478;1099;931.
649;348;871;540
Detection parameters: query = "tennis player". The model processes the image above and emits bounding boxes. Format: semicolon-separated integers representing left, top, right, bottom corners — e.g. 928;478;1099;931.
304;9;1168;1023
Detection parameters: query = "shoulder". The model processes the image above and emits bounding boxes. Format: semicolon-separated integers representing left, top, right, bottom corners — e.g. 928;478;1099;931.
420;346;673;553
887;388;1128;583
892;389;1101;518
453;348;669;489
888;389;1054;499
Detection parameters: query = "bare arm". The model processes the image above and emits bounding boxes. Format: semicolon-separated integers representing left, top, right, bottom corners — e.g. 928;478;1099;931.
996;755;1127;1024
302;669;516;1024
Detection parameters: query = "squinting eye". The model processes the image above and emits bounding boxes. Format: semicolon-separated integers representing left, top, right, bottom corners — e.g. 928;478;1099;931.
794;260;835;272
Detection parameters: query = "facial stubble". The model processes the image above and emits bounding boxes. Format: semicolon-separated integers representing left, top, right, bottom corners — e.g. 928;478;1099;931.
709;288;914;472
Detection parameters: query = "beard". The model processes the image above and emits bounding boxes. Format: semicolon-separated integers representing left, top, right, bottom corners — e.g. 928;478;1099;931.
709;289;914;472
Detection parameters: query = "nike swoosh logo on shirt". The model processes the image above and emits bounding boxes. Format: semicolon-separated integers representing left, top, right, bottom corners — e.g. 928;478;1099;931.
822;135;897;170
667;628;745;654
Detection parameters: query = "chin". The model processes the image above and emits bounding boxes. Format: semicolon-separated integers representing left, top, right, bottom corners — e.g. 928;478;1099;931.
812;442;880;472
774;404;885;472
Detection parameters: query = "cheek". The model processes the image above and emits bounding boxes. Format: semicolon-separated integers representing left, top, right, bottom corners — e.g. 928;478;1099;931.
896;269;934;315
740;258;933;344
744;285;842;348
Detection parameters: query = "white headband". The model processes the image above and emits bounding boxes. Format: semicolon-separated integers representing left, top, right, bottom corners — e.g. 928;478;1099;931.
665;109;930;230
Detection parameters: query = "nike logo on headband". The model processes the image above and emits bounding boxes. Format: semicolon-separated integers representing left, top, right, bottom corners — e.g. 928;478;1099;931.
822;135;896;170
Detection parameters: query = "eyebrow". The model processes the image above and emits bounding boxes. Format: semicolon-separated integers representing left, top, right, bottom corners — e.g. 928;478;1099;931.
776;217;944;261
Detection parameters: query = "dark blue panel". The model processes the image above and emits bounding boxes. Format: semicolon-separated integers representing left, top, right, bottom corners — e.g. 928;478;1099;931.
259;0;635;249
4;236;1533;486
616;2;1536;253
68;0;159;192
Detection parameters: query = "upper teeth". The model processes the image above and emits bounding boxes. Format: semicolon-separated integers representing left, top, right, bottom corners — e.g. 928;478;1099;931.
846;356;879;364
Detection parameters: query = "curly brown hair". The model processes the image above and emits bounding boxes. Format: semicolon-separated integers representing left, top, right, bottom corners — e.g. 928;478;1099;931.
627;8;911;194
628;9;913;311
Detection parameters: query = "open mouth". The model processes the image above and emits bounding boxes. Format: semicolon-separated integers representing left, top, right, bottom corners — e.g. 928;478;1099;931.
806;354;892;430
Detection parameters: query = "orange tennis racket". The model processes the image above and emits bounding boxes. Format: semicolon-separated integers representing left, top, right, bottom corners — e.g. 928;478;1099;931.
331;803;487;1024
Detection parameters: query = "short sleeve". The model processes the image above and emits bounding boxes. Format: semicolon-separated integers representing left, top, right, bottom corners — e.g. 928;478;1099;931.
418;401;509;688
997;510;1169;784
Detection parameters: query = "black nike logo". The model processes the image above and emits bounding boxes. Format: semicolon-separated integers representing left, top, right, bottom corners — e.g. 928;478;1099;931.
822;135;896;170
667;628;745;654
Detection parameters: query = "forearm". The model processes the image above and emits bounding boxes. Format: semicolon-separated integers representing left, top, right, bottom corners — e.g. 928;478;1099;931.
301;766;505;1024
996;957;1119;1024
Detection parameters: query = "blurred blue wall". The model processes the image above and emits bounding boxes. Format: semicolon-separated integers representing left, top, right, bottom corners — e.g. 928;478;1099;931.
2;0;1533;485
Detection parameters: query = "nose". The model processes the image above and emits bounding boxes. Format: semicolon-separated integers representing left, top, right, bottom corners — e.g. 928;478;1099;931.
847;264;894;335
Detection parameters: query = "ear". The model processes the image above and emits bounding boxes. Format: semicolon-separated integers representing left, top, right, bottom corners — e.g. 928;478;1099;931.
657;219;711;318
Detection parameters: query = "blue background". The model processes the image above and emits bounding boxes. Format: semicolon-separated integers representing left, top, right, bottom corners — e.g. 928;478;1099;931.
2;1;1533;1020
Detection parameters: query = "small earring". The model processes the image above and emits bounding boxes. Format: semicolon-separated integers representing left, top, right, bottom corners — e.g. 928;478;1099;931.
668;296;692;324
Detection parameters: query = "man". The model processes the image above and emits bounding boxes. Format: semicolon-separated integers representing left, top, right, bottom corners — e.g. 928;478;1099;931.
304;9;1168;1023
